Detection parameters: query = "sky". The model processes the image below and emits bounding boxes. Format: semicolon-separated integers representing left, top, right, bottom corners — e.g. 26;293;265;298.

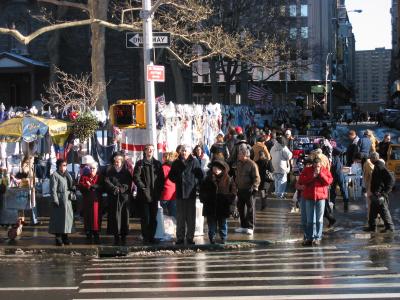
346;0;392;50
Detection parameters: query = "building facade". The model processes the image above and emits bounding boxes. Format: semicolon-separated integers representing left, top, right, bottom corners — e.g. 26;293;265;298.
354;48;391;112
192;0;356;114
390;0;400;106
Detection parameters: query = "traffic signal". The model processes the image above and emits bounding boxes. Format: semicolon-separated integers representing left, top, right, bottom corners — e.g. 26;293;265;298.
110;100;146;128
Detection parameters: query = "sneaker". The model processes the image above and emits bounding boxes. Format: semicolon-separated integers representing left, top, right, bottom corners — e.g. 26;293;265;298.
246;228;254;235
302;240;312;246
312;239;321;246
234;227;246;233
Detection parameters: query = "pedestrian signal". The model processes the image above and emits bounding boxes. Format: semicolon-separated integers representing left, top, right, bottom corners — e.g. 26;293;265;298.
110;100;146;128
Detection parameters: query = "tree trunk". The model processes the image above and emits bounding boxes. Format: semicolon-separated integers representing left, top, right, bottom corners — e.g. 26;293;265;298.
47;6;68;83
208;57;218;103
88;0;108;111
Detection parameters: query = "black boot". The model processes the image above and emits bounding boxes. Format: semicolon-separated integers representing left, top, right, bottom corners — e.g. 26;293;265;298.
113;235;120;245
62;234;71;245
55;234;63;246
120;235;127;246
93;232;100;244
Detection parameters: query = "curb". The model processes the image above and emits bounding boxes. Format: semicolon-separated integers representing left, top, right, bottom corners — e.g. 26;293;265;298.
0;240;283;257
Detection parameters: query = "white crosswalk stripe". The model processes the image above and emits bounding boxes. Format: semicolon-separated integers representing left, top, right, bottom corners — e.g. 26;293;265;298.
75;246;400;299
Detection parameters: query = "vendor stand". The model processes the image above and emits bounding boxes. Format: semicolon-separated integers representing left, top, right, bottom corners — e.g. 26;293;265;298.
0;115;71;239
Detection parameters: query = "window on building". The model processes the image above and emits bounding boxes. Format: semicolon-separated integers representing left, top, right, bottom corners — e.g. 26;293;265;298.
280;5;286;16
289;5;297;17
301;27;308;39
290;27;297;39
300;5;308;17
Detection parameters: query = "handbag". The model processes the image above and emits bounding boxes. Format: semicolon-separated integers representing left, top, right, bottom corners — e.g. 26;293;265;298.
69;191;77;201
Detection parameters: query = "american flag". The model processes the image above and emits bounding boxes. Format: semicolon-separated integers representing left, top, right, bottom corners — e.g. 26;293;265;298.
155;94;166;109
248;84;273;101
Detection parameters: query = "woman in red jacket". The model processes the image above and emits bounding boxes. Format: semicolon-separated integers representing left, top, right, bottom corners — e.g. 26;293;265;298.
79;162;103;244
160;152;177;218
298;157;333;246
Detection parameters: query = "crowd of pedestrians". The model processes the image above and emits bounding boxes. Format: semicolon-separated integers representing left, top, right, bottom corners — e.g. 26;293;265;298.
4;123;395;247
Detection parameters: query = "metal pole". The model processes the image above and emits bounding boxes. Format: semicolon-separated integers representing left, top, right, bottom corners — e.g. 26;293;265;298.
329;55;333;114
325;53;331;113
143;0;157;151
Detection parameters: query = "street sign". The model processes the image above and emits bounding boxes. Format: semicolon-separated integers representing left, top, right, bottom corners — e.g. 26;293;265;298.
126;32;171;48
147;65;165;82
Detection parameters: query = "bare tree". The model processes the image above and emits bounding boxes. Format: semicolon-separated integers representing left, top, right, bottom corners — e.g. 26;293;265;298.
41;67;105;112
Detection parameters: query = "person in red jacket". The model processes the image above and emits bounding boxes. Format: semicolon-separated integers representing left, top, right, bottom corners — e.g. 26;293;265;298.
160;152;177;218
298;157;333;246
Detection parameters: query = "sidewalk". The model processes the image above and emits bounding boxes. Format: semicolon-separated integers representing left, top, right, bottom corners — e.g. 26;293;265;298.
1;193;399;256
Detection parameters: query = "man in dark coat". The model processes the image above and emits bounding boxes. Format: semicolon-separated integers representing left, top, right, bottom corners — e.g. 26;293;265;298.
365;152;395;233
330;147;349;212
199;160;237;244
133;144;165;244
105;154;133;245
169;144;203;245
346;130;360;166
378;134;392;161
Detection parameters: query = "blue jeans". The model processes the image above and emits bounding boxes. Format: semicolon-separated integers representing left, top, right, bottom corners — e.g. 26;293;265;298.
273;173;287;197
30;206;39;225
207;216;228;241
299;197;307;238
304;199;325;241
160;200;177;219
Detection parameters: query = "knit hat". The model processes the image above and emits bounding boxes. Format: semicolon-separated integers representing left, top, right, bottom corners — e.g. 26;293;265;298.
82;155;95;165
235;126;243;134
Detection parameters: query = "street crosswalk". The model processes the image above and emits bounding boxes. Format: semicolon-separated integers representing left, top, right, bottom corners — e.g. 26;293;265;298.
74;245;400;300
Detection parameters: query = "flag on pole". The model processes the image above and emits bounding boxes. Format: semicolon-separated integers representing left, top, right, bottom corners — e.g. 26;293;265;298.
155;94;166;109
248;84;273;101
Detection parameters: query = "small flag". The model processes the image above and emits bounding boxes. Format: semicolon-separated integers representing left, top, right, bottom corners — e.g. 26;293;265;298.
155;94;166;109
248;84;273;101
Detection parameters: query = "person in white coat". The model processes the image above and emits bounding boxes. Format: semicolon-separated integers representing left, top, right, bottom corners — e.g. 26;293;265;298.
270;136;293;199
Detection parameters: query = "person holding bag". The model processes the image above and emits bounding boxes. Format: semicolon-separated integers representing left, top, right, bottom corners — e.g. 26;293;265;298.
256;150;274;211
133;144;165;244
48;159;75;246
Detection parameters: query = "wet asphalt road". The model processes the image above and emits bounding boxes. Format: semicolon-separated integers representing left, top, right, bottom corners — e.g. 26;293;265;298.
1;241;400;300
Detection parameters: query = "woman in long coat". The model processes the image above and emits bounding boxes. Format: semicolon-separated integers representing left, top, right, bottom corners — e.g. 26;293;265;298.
105;154;133;245
49;159;75;246
79;161;103;244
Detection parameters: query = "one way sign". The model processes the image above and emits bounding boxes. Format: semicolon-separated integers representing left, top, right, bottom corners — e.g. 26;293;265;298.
126;32;171;48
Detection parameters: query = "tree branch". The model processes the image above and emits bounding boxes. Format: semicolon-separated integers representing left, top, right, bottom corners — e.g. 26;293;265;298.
0;19;141;45
38;0;88;11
